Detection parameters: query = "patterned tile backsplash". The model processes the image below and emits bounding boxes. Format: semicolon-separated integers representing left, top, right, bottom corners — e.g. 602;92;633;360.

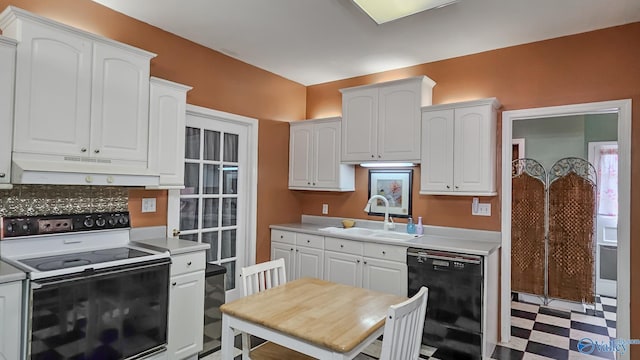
0;185;129;217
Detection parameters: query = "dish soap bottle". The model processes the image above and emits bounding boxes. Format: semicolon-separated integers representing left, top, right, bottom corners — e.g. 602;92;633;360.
416;216;424;235
406;217;415;234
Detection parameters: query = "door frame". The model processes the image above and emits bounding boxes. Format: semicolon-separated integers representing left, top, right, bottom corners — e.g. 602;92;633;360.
167;104;259;287
500;99;631;356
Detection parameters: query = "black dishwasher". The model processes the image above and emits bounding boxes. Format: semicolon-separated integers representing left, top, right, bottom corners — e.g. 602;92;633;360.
407;248;483;360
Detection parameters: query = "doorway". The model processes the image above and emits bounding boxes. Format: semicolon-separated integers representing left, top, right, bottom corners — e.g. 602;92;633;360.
167;104;259;301
500;100;631;358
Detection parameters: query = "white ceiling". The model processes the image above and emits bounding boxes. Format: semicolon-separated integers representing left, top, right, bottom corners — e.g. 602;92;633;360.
91;0;640;86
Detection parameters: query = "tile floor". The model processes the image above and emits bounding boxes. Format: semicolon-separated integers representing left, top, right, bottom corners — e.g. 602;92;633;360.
203;296;618;360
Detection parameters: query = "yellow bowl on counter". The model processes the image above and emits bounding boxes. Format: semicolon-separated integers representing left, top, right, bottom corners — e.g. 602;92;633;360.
341;219;356;228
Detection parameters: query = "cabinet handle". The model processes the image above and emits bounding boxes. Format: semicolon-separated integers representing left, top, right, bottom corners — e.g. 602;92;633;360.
356;259;360;263
312;182;316;186
382;251;386;255
290;248;294;251
446;185;451;189
187;261;192;266
371;154;375;158
94;149;100;154
81;148;87;153
0;173;5;178
340;244;344;248
307;182;311;185
296;249;299;252
455;185;459;189
280;235;283;239
378;155;381;158
307;240;310;243
364;261;367;265
172;282;177;286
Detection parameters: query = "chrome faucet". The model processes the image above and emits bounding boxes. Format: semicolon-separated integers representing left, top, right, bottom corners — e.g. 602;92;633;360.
364;195;395;231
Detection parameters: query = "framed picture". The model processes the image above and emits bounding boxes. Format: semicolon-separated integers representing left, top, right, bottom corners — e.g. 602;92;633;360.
367;169;412;218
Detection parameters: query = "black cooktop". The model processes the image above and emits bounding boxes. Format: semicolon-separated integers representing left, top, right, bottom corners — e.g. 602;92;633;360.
20;247;152;271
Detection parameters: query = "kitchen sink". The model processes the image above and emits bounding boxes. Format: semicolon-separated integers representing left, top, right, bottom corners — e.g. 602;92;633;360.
319;226;420;242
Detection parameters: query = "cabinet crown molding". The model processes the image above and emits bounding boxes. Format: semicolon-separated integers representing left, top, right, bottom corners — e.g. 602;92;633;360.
422;97;501;112
339;75;436;93
0;6;156;59
0;34;16;46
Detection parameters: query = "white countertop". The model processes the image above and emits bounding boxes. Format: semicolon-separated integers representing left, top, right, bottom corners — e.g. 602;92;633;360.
0;260;26;284
132;237;210;255
270;215;501;256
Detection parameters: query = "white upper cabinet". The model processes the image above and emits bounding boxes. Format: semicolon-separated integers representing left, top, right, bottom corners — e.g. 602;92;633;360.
0;36;16;189
340;76;435;163
0;6;156;167
147;77;192;189
420;98;500;196
289;117;354;191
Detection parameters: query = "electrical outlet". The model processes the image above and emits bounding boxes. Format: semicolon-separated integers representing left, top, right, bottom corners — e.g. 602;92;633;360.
322;204;329;215
142;198;157;213
472;202;491;216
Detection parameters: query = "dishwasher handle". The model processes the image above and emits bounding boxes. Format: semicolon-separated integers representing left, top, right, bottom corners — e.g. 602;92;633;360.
407;248;482;265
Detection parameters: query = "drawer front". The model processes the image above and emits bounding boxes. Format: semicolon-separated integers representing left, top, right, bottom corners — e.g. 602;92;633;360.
296;233;324;249
364;243;407;262
171;251;206;276
325;237;363;255
271;229;295;245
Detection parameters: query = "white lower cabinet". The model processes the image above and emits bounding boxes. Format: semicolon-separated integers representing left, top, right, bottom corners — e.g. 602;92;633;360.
362;258;407;296
271;230;324;280
324;250;363;287
0;280;22;360
167;251;206;360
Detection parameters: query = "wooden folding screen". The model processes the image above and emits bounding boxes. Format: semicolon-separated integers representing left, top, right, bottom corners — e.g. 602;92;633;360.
548;158;597;303
511;159;546;296
512;157;597;304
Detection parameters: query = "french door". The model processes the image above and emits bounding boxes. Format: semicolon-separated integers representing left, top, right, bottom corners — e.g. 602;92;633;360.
168;105;257;301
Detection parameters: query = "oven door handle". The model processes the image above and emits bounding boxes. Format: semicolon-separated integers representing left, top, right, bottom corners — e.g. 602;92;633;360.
31;260;169;288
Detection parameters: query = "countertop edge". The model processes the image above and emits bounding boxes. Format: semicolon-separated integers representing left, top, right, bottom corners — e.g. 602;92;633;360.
0;260;27;284
132;237;210;255
270;223;501;256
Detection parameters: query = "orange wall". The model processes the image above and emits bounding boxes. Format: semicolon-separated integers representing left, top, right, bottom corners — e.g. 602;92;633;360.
0;0;306;262
305;22;640;354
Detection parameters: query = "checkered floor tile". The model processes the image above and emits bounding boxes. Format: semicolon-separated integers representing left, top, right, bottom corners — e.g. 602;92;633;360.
203;296;618;360
492;295;618;360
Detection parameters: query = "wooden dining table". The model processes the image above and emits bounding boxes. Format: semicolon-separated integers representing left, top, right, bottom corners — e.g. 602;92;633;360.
219;277;407;359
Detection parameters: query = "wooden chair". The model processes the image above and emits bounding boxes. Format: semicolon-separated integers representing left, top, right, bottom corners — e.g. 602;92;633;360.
379;286;429;360
240;259;313;360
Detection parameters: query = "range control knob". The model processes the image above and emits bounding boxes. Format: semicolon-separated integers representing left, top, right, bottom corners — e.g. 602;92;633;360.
96;218;106;227
118;216;129;225
83;218;95;228
108;218;117;226
6;222;15;233
22;223;30;232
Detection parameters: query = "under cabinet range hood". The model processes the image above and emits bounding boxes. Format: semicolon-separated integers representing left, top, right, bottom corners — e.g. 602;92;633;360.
11;158;160;186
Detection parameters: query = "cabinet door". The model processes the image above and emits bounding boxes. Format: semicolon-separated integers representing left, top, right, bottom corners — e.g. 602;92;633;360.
341;88;378;162
362;258;407;297
454;105;494;193
295;246;324;280
378;82;422;161
313;121;341;189
148;78;190;187
421;109;455;193
168;271;205;359
90;42;150;162
271;241;295;281
289;124;314;188
324;251;362;287
0;281;22;360
0;38;15;185
12;22;92;156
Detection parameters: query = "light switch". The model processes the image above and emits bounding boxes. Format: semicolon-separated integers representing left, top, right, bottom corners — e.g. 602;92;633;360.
322;204;329;214
142;198;157;213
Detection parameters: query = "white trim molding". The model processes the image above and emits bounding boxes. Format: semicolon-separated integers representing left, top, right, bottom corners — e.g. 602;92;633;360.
500;99;631;360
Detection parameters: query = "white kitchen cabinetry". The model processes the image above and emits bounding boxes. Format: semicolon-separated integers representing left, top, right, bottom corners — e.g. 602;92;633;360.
324;237;407;297
0;7;156;167
340;76;435;163
289;118;354;191
147;77;193;189
421;98;500;196
271;230;324;280
0;36;16;189
168;251;206;360
0;280;22;360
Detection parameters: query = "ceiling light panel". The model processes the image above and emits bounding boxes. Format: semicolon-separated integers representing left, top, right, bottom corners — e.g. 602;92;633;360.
353;0;458;24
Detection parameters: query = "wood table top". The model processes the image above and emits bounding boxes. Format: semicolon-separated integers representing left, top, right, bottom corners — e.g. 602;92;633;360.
220;278;406;353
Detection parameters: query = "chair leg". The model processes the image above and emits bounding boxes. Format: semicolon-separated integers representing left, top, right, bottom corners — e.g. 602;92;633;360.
242;332;251;359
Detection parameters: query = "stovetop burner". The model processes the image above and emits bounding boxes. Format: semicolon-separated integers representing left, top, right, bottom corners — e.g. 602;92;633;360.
20;247;153;272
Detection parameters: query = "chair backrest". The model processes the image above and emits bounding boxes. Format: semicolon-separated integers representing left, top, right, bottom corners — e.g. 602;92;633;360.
379;286;429;360
240;258;287;296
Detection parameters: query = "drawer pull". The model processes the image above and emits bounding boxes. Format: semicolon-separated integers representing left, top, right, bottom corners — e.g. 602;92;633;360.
364;261;367;265
187;261;192;266
356;259;360;263
172;282;177;286
382;251;386;255
307;240;310;243
340;244;344;248
280;235;284;239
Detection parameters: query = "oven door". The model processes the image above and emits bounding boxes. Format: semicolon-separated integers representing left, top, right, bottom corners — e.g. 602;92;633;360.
28;259;170;360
